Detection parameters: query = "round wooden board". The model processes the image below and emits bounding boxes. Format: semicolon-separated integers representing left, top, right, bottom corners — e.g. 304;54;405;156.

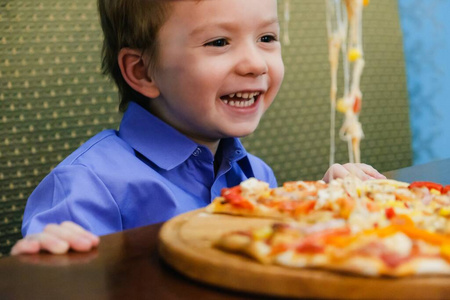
158;209;450;299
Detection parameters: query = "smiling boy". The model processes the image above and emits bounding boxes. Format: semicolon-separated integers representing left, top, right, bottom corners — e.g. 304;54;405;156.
11;0;384;255
134;0;284;153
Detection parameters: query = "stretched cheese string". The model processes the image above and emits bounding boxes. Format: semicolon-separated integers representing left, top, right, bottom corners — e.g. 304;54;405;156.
325;0;370;215
327;0;367;167
340;0;365;164
326;0;347;175
283;0;291;45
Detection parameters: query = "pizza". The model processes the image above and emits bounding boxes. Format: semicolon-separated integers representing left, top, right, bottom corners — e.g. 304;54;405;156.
206;178;333;220
206;177;450;277
215;215;450;277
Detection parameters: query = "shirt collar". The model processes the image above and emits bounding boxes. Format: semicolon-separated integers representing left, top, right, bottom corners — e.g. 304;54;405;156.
219;137;248;162
118;102;198;170
220;138;254;179
118;102;249;171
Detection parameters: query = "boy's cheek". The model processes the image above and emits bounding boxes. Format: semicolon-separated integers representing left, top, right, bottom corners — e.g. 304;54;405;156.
272;55;285;79
272;63;285;91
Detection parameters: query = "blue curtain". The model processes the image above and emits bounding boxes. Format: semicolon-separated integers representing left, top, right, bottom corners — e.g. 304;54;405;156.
398;0;450;165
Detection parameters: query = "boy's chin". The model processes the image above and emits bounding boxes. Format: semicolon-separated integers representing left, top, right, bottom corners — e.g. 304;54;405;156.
223;124;259;138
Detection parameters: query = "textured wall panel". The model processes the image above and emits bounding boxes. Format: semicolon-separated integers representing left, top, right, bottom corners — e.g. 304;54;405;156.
0;0;121;256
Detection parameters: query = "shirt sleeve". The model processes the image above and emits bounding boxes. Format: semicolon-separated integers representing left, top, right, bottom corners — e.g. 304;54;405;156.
22;164;123;236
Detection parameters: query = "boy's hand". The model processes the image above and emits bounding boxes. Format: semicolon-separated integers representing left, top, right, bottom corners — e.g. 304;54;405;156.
322;163;386;183
10;222;99;255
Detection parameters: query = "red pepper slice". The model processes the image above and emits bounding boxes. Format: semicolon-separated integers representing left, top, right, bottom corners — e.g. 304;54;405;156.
408;181;443;193
221;186;254;210
385;207;396;219
353;96;362;113
443;185;450;194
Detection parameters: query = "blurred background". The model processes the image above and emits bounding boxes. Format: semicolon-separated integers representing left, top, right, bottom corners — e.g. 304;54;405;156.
0;0;449;255
398;0;450;165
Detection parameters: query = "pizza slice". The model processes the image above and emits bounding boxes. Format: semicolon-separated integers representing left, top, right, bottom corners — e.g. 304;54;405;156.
207;177;450;236
215;214;450;277
206;178;354;221
354;179;450;234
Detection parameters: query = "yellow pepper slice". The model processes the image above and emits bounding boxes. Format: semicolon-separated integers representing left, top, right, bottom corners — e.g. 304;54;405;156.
348;48;362;62
336;98;347;113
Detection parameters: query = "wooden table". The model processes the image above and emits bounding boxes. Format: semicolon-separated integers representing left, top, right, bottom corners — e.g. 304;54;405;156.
0;223;263;300
1;158;450;299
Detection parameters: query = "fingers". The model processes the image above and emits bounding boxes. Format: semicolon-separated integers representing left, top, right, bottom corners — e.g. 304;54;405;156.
342;163;373;180
11;232;69;255
342;163;386;180
44;223;99;252
32;232;71;254
322;163;386;182
48;222;99;251
10;238;41;255
322;164;348;182
10;222;99;256
60;222;99;245
352;163;386;179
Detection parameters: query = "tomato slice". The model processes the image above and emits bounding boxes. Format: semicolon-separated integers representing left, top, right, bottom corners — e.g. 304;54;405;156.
221;186;254;210
221;186;241;200
296;227;351;252
385;207;396;219
270;243;289;255
294;200;317;215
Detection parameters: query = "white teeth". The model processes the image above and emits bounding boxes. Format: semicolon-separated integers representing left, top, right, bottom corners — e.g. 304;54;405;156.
222;92;260;107
225;98;255;107
225;92;260;99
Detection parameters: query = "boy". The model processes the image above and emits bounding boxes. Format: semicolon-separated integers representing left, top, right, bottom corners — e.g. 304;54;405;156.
11;0;384;255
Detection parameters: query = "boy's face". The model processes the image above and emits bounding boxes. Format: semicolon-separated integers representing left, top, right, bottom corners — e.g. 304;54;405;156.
148;0;284;149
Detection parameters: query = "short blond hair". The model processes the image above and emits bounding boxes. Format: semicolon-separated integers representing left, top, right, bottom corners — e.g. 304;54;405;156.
98;0;171;111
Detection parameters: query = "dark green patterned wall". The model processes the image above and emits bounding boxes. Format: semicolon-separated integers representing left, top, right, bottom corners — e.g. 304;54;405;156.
242;0;412;183
0;1;121;257
0;0;412;256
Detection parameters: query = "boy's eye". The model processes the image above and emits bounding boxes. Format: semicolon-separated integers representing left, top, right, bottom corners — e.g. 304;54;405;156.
204;38;229;47
260;35;277;43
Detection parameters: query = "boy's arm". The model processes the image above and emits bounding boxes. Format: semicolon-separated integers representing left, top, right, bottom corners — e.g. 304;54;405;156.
322;163;386;182
14;164;122;255
11;222;99;255
22;165;122;236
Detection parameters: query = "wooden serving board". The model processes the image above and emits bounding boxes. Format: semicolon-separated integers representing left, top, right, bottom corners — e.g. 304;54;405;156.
158;209;450;299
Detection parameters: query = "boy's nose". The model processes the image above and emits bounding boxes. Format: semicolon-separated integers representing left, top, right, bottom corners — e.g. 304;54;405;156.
235;45;268;77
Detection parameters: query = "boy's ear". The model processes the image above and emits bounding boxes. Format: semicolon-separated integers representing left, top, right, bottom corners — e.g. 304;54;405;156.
118;48;160;99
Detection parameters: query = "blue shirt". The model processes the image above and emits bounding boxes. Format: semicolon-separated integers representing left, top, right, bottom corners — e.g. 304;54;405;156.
22;102;277;236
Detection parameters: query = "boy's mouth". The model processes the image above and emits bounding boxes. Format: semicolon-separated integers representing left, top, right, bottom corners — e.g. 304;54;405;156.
220;92;261;108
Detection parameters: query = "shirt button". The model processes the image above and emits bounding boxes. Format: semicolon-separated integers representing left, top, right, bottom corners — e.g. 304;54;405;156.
193;148;201;156
235;150;242;155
